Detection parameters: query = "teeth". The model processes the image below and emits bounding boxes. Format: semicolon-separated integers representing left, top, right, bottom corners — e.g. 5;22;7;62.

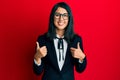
58;23;63;26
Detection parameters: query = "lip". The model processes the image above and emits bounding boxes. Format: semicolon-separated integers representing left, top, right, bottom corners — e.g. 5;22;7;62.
58;22;64;26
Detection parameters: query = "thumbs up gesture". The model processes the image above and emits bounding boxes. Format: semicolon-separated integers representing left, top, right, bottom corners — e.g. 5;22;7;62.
70;42;85;61
34;42;47;64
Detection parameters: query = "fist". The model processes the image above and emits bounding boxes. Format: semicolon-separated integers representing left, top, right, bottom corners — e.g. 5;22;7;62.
70;42;85;61
34;42;47;62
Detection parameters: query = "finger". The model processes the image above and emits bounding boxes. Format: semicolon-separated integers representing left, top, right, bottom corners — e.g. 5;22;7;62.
77;42;80;49
42;46;46;48
70;50;74;53
41;46;47;50
44;51;47;53
41;46;47;52
43;48;47;52
70;47;76;51
36;42;40;49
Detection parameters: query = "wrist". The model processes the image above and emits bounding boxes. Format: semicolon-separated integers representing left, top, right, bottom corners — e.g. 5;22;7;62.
34;58;41;64
79;54;85;61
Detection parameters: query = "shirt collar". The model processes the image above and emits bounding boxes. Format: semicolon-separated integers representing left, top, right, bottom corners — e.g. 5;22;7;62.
56;34;64;38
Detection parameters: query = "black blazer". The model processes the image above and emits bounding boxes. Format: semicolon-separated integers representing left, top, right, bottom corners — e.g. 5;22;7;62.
33;33;87;80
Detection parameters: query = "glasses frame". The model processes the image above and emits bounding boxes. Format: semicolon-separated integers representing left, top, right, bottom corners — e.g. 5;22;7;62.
54;12;69;20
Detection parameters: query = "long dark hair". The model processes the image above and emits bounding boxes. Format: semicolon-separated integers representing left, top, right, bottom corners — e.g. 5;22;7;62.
47;2;75;43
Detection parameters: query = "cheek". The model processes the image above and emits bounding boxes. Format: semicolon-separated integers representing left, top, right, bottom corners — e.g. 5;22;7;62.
54;20;57;26
53;17;57;25
65;20;69;26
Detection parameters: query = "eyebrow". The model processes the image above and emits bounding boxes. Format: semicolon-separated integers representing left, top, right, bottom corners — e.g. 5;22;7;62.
55;12;68;14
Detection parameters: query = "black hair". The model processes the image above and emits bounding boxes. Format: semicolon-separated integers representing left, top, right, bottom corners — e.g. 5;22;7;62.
47;2;75;43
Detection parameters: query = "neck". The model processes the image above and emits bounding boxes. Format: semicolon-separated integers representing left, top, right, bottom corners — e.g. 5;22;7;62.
56;29;65;38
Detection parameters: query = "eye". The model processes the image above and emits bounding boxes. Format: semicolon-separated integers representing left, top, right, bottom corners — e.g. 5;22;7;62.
55;13;60;17
63;13;68;17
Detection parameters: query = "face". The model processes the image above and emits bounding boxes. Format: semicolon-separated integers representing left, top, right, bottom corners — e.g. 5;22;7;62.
54;7;69;31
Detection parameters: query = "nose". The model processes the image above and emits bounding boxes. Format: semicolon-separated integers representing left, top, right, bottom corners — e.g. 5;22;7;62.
59;15;64;21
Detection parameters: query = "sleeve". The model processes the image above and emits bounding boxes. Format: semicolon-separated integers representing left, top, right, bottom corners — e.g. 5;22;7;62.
34;59;41;66
33;59;44;75
78;59;83;63
74;35;87;73
74;57;87;73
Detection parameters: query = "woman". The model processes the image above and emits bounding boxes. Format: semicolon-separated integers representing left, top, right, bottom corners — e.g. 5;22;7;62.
33;2;87;80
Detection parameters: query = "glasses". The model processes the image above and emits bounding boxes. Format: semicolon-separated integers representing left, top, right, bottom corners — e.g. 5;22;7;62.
54;12;69;20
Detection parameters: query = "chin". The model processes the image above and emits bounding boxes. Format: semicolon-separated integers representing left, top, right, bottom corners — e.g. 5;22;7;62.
58;26;66;30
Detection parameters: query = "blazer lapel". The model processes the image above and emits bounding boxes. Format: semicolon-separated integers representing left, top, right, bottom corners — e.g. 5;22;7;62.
48;40;60;72
61;45;73;73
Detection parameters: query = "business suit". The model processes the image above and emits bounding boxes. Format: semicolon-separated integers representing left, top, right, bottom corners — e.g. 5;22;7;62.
33;33;87;80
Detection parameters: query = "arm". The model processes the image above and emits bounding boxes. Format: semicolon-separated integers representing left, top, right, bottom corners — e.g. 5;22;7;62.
74;57;87;73
71;35;87;73
33;59;44;75
33;35;47;75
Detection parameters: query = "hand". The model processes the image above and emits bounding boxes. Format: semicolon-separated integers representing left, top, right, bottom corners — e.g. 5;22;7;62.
34;42;47;64
70;42;85;61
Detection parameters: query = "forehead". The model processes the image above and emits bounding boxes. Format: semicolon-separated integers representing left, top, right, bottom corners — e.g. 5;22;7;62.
55;7;68;13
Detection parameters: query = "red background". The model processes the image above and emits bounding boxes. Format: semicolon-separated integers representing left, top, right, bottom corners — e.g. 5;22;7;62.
0;0;120;80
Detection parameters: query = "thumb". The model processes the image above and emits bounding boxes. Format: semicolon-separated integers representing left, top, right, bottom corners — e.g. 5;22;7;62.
36;42;40;49
77;42;80;49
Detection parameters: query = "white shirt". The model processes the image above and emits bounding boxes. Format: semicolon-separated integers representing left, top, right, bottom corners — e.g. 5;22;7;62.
53;35;67;70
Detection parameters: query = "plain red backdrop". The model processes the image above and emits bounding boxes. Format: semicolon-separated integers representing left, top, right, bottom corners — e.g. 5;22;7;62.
0;0;120;80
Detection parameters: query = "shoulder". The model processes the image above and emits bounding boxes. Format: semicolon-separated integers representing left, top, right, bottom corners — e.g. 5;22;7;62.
72;34;82;42
37;33;47;40
70;34;84;50
37;33;48;46
70;34;83;46
37;33;50;41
